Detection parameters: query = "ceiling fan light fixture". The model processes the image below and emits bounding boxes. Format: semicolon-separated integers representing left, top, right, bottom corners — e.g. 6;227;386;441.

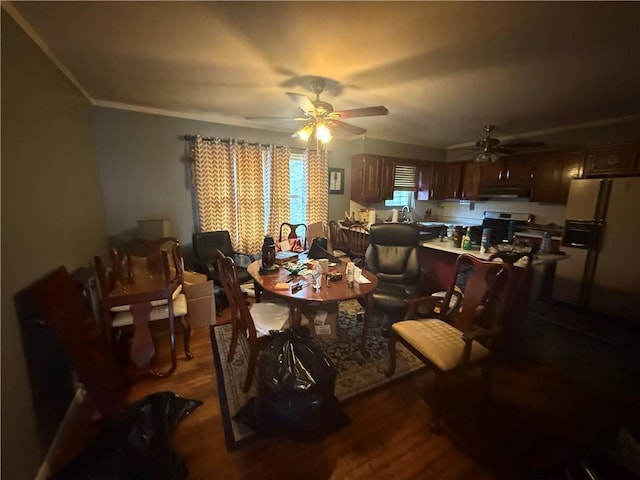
475;150;497;163
315;122;333;144
296;123;314;142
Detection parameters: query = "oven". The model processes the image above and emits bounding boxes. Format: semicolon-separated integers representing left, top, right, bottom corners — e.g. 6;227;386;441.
474;211;534;245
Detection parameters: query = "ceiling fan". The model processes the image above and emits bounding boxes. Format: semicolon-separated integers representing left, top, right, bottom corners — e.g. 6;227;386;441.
468;125;547;162
246;78;389;144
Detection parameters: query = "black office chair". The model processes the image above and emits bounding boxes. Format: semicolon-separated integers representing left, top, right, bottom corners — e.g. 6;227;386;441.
192;231;255;313
364;223;422;333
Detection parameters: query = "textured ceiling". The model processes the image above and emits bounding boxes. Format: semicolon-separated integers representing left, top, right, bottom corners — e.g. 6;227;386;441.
5;1;640;149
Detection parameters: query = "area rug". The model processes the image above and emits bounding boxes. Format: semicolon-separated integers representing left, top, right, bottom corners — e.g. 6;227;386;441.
210;300;425;451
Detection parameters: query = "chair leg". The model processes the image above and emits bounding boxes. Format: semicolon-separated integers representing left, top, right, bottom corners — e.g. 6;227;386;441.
430;371;447;434
227;323;239;363
243;344;257;392
385;330;398;377
179;315;193;360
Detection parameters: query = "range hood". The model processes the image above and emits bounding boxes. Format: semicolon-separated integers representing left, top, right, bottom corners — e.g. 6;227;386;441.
477;185;531;198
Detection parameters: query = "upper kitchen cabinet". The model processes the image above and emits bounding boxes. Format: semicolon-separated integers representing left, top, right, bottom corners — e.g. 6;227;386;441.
531;150;584;203
460;161;483;199
416;161;462;200
584;142;640;177
478;155;533;197
416;162;437;200
351;154;395;203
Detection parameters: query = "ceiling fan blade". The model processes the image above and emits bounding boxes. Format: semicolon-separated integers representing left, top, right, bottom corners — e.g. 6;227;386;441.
333;106;388;119
332;120;367;135
245;115;308;121
286;92;316;114
500;141;547;149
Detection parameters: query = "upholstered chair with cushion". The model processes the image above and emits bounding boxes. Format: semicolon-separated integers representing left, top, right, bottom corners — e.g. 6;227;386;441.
215;250;294;392
193;231;255;313
385;253;513;433
364;223;421;331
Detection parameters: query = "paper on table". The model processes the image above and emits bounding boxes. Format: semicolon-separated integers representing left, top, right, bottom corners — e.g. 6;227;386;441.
354;266;371;284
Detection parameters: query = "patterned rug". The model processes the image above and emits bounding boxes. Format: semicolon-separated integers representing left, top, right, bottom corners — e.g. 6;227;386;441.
210;300;425;451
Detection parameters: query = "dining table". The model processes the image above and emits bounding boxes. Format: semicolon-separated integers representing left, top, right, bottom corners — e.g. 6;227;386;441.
247;258;379;354
105;275;178;379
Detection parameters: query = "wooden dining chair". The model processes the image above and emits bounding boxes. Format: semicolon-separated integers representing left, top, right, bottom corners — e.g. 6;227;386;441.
385;253;513;433
279;222;307;252
95;238;192;378
347;224;370;267
488;251;534;352
328;220;349;254
215;250;292;392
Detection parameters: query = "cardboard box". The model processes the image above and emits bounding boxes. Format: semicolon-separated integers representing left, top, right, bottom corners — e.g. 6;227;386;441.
301;301;338;339
184;279;216;327
183;270;208;285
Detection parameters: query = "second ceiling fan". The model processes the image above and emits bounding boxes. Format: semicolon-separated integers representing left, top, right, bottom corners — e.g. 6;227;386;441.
469;125;547;162
246;78;389;144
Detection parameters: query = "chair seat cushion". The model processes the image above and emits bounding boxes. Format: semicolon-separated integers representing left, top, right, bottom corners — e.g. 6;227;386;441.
110;284;183;312
112;293;187;327
373;281;419;310
392;319;489;372
250;300;308;338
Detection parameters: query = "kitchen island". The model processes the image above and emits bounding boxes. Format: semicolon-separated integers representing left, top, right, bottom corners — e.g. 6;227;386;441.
418;239;567;348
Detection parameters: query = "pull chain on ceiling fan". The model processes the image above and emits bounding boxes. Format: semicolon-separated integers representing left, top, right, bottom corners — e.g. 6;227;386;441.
246;78;389;145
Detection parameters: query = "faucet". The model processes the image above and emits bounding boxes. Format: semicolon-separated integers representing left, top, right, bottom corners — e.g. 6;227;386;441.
401;206;411;223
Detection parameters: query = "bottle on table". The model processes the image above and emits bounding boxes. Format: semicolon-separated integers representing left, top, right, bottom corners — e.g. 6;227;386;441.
462;227;472;250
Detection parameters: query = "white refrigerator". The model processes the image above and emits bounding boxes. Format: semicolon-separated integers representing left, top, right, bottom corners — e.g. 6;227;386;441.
552;177;640;322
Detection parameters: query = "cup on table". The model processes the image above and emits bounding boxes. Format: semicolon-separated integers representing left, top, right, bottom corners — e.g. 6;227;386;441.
319;258;329;273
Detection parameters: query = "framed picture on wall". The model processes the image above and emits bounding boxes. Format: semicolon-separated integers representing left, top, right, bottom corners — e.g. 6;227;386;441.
328;168;344;194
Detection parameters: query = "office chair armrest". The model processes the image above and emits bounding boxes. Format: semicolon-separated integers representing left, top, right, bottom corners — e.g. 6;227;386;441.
234;251;257;266
193;260;216;281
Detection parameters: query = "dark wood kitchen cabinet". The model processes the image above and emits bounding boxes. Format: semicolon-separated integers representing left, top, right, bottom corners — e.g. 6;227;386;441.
416;162;437;200
584;142;640;177
416;161;462;200
531;150;585;203
460;161;482;199
478;154;533;194
351;154;395;203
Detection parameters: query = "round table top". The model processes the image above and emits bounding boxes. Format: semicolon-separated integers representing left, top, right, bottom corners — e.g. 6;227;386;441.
247;259;378;303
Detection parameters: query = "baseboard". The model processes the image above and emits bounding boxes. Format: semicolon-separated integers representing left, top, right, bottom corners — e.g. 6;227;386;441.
34;386;87;480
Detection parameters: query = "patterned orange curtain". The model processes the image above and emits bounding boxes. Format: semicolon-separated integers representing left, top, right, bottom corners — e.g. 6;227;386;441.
192;137;236;237
233;141;267;253
192;137;267;253
266;145;291;240
305;149;328;226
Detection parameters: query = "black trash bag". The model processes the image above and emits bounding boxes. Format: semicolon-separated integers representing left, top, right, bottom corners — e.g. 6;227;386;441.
51;391;202;480
234;328;349;439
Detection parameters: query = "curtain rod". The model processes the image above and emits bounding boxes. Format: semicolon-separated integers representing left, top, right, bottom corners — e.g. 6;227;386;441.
182;135;310;153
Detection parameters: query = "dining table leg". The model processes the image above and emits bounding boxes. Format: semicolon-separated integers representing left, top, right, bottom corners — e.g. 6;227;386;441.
290;301;303;328
360;292;374;356
129;302;155;376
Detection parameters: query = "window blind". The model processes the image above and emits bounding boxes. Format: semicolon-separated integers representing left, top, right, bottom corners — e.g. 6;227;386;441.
393;164;416;191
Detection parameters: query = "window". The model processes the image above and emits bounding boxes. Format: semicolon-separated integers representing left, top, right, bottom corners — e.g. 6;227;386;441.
262;152;307;232
385;163;416;208
289;153;306;224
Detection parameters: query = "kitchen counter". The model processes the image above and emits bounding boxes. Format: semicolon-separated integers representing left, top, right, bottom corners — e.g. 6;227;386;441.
419;239;567;268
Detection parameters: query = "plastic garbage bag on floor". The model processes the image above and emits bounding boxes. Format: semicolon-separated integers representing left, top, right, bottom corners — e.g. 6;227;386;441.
234;328;348;439
51;391;202;480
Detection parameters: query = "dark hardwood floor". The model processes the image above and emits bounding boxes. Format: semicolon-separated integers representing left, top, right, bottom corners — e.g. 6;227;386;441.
51;301;640;479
